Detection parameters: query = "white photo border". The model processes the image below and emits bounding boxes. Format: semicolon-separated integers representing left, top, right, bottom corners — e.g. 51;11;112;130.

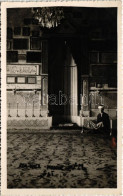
1;1;122;195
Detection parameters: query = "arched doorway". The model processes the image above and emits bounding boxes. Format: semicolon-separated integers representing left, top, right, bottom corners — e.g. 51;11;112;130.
48;38;79;125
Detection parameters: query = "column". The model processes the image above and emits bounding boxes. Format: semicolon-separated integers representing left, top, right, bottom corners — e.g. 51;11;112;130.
70;65;78;116
41;40;49;114
81;75;90;117
64;44;78;121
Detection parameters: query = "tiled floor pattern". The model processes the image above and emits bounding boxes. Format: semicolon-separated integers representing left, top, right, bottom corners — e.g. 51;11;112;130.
7;131;117;188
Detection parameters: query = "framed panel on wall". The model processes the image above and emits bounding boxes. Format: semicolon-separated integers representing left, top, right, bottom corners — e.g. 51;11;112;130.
7;77;15;84
26;52;42;63
27;77;36;84
30;37;41;50
7;51;18;62
100;52;117;64
14;27;21;35
13;39;29;50
17;77;26;84
7;64;39;75
90;64;117;77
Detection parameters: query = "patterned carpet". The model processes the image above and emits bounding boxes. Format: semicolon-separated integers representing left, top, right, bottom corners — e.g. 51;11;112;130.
7;131;117;188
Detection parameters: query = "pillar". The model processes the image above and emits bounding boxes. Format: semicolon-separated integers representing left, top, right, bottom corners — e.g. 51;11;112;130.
41;40;48;114
81;75;90;117
64;44;78;121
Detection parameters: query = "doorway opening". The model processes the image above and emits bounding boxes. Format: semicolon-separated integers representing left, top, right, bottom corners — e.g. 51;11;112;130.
48;38;80;126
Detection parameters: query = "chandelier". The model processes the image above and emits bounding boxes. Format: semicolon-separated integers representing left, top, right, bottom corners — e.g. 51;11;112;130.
32;7;64;28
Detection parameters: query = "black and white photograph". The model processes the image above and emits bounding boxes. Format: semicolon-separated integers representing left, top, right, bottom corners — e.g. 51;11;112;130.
1;1;122;195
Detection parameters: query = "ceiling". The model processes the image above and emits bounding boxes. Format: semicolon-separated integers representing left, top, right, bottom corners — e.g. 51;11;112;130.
7;7;117;39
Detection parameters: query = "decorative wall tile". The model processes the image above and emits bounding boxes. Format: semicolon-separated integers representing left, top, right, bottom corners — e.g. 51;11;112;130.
7;77;15;84
27;77;36;84
17;77;26;84
7;65;39;75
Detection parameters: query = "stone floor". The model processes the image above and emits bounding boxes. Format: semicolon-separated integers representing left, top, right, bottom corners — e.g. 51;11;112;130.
7;130;117;188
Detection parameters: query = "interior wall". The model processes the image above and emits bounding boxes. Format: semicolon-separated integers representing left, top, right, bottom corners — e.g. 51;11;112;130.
7;8;49;119
7;7;117;125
